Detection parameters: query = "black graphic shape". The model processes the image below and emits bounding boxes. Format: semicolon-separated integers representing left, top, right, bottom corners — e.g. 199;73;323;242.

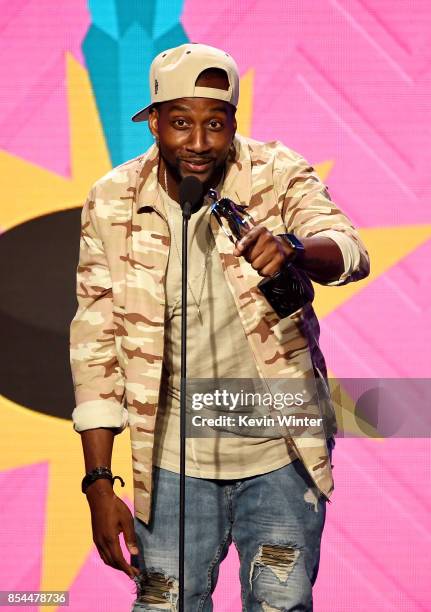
0;208;82;419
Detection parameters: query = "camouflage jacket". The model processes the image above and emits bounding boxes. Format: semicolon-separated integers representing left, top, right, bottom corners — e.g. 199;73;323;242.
70;134;370;523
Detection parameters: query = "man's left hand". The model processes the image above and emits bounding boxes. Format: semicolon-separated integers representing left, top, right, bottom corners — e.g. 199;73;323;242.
233;226;294;277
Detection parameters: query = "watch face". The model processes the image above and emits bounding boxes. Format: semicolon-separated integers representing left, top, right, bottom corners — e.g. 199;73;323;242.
282;233;305;251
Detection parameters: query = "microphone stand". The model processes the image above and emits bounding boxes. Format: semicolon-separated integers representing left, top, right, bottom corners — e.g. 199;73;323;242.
179;199;192;612
175;175;203;611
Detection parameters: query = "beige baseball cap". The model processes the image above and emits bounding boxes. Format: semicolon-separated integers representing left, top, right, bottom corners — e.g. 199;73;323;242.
131;43;239;122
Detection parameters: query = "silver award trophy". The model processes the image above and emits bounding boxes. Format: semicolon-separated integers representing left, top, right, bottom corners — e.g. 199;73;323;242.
208;189;314;318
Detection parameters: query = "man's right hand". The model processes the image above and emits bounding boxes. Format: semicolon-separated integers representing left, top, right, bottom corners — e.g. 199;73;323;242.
86;480;141;579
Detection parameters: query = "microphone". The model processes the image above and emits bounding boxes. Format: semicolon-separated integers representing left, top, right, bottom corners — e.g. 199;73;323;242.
179;176;204;219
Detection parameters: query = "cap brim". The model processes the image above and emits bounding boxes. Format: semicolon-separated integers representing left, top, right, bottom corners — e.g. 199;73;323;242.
131;105;151;122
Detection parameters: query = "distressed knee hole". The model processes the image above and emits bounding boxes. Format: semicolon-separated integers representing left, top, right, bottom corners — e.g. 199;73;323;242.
304;487;320;512
250;544;300;585
261;603;283;612
135;570;178;609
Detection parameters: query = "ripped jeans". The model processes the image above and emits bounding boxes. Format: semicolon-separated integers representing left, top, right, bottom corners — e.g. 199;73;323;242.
132;439;334;611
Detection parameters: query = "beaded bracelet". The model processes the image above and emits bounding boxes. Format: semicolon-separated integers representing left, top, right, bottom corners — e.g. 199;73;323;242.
81;466;125;494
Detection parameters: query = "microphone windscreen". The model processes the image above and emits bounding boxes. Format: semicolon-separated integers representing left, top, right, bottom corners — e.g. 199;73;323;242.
179;176;204;213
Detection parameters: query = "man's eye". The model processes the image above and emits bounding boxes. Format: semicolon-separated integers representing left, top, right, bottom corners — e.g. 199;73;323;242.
173;119;187;128
209;120;223;129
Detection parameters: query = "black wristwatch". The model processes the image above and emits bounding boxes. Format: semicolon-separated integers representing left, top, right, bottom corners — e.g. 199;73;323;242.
277;233;305;263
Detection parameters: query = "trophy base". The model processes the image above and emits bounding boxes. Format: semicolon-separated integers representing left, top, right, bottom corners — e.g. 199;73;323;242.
258;263;314;318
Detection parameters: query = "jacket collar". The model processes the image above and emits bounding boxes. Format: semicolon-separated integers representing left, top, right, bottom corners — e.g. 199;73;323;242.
136;144;161;214
136;134;251;213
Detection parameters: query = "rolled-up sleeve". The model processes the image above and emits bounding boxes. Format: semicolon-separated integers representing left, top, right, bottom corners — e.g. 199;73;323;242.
281;155;370;286
314;229;365;286
70;187;128;434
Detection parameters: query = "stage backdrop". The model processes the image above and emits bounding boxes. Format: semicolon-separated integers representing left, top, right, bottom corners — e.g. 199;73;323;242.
1;1;430;610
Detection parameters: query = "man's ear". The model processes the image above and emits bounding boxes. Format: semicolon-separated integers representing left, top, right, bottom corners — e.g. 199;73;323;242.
231;110;237;136
148;108;159;140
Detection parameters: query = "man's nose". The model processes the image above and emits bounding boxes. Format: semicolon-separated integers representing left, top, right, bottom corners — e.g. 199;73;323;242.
187;126;210;153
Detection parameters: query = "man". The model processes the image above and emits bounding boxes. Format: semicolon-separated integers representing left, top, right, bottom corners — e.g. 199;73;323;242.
70;43;370;611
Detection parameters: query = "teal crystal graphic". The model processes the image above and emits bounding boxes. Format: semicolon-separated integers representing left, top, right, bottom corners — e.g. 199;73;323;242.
83;0;188;166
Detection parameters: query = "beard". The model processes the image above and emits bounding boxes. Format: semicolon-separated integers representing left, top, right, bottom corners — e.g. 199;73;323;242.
162;153;226;194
